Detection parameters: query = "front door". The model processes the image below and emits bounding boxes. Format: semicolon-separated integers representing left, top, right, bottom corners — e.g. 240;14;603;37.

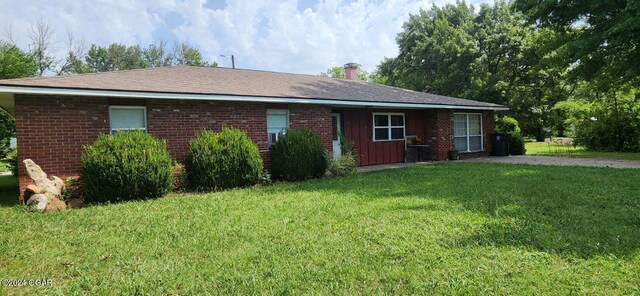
332;113;342;159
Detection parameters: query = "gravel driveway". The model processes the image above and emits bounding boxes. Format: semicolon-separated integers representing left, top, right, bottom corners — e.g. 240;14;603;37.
462;155;640;169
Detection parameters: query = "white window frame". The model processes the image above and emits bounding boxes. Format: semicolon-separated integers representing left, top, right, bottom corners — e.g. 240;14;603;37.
453;112;483;152
267;109;289;148
372;112;405;142
109;106;147;133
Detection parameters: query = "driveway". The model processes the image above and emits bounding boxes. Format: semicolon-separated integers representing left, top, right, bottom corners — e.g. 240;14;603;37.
462;155;640;169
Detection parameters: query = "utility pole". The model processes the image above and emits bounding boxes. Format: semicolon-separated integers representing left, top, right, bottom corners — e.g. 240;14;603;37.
220;54;235;69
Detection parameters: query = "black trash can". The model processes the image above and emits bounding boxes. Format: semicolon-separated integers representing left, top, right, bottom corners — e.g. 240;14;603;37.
490;133;510;156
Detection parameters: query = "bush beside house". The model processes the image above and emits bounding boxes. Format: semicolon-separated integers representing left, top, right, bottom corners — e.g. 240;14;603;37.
185;128;263;191
509;133;526;155
80;131;173;203
270;128;328;181
496;116;526;155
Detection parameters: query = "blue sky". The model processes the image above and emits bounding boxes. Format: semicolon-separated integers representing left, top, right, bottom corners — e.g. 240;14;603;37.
1;0;494;75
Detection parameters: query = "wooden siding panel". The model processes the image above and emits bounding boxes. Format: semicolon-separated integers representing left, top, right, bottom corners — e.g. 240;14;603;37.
340;108;432;166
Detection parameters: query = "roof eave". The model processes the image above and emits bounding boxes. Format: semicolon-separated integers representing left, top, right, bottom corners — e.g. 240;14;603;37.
0;85;509;111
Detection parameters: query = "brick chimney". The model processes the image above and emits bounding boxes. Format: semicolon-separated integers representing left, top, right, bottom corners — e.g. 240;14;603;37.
344;63;359;80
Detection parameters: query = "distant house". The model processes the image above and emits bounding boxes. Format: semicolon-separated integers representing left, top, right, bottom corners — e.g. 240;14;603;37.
0;64;506;193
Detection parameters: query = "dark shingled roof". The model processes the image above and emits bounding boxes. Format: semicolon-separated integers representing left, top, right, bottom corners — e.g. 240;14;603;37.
0;65;505;109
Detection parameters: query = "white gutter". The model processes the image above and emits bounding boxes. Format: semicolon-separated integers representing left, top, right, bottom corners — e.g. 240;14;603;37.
0;85;509;111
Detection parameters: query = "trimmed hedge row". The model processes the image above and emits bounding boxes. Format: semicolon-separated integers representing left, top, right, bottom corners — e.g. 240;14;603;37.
79;127;331;203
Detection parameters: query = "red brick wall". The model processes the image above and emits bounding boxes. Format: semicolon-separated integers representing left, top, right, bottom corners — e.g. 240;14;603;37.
425;109;495;160
15;95;110;195
146;100;268;161
424;109;454;161
482;110;495;155
289;104;333;154
14;96;334;196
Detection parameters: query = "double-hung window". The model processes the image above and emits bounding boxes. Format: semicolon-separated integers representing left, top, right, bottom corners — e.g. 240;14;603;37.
453;113;483;152
109;106;147;133
267;109;289;147
373;113;405;141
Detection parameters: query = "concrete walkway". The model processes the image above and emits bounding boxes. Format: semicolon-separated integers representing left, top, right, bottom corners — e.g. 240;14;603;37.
461;155;640;169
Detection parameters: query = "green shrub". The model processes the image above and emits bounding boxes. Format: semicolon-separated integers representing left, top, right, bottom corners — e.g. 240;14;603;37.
509;132;527;155
495;115;521;134
6;148;17;176
574;98;640;152
270;128;328;181
185;127;263;191
80;131;173;203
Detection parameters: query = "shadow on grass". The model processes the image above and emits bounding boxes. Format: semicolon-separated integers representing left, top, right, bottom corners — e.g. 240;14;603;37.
283;162;640;259
0;174;20;207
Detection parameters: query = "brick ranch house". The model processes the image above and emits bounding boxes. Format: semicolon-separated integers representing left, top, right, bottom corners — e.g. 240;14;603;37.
0;64;507;194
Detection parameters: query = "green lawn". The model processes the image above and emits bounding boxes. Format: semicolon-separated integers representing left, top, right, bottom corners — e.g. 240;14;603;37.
1;163;639;295
526;141;640;160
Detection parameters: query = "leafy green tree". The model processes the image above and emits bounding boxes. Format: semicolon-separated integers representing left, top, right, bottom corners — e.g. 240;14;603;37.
174;42;217;67
374;1;574;140
0;42;38;79
144;42;173;67
514;0;640;87
0;42;35;158
390;1;476;95
77;42;218;73
84;44;111;72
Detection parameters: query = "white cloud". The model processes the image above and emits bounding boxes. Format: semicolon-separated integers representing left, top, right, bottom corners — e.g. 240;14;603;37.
0;0;494;75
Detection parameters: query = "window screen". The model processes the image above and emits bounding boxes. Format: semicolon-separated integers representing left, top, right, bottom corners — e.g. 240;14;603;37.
110;106;146;132
267;109;289;147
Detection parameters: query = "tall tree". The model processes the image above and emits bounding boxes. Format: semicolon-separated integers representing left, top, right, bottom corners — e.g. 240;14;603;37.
0;42;36;157
514;0;640;88
84;44;111;73
27;18;56;76
391;1;477;95
57;32;87;75
375;1;574;139
0;41;38;79
173;42;216;67
144;41;173;68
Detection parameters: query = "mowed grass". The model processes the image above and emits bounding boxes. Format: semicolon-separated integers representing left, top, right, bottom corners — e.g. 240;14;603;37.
1;163;639;295
526;141;640;160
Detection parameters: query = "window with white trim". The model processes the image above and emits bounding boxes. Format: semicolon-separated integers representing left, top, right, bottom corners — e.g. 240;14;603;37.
453;113;483;152
267;109;289;147
373;113;405;141
109;106;147;133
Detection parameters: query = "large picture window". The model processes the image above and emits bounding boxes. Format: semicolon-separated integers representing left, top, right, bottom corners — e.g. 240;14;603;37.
373;113;405;141
109;106;147;133
454;113;483;152
267;109;289;147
